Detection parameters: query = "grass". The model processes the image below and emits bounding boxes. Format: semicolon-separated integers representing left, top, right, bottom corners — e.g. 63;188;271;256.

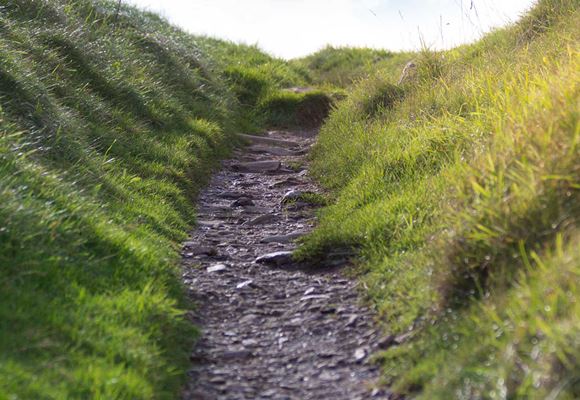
3;0;577;398
291;45;412;88
0;0;310;398
259;89;334;128
297;0;580;398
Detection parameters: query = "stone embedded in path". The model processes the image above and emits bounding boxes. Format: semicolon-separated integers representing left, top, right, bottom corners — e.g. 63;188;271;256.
236;280;253;290
281;189;320;206
248;145;298;157
232;160;281;173
197;220;221;228
270;177;306;188
219;191;245;199
255;251;294;266
242;206;270;214
207;264;227;273
243;214;278;226
230;197;254;207
238;133;299;149
260;232;303;244
183;243;217;256
281;189;304;203
354;348;368;363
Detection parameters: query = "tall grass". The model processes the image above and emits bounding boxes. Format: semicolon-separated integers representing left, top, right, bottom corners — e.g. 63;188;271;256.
0;0;308;398
298;0;579;397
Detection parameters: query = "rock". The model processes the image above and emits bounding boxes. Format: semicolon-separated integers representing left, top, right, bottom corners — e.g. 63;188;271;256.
236;280;253;290
248;145;297;156
395;331;415;345
319;371;340;382
242;339;258;347
232;160;281;173
377;335;396;349
219;191;245;199
320;306;337;314
197;220;221;228
260;232;302;244
281;190;303;203
354;347;367;363
346;315;359;327
186;390;212;400
231;197;255;207
207;264;227;273
300;294;330;301
270;177;305;188
239;314;260;324
208;376;226;385
221;350;252;360
243;214;278;226
303;287;316;296
242;206;270;214
183;244;217;256
255;251;293;266
238;134;299;148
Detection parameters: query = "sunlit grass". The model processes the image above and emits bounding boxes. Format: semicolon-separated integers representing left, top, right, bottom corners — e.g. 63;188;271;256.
298;0;579;397
291;46;412;88
0;0;309;398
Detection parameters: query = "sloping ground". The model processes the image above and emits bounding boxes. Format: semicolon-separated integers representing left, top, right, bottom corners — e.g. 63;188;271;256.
291;46;411;88
0;0;318;398
299;0;579;398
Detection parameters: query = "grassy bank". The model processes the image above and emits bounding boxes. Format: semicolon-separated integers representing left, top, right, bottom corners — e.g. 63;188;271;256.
299;0;579;398
292;46;411;88
0;0;312;398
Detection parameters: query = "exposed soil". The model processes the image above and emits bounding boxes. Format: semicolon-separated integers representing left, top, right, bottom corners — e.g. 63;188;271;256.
181;130;391;400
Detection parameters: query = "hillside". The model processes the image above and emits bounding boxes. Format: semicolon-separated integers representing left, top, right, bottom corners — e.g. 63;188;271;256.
0;0;322;398
292;46;411;88
299;0;579;398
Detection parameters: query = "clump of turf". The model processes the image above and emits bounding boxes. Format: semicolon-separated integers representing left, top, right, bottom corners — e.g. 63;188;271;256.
259;90;334;128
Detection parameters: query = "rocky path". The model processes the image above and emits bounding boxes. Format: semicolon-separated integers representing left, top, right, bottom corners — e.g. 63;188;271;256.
182;130;390;400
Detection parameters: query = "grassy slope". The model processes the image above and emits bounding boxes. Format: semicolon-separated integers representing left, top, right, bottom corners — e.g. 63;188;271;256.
0;0;307;398
292;46;412;88
299;0;579;398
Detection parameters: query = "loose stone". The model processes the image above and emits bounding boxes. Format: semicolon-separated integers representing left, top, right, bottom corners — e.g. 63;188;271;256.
260;232;303;244
207;264;227;273
255;251;294;266
244;214;278;226
232;160;281;173
231;197;255;207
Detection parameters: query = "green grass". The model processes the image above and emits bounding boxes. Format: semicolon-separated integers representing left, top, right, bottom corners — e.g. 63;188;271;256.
291;46;412;88
0;0;307;398
259;89;334;128
298;0;580;398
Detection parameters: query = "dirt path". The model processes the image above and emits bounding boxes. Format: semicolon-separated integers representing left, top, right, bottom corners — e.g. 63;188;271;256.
181;129;390;400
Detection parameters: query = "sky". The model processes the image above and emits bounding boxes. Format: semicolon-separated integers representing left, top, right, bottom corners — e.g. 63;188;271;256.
125;0;537;59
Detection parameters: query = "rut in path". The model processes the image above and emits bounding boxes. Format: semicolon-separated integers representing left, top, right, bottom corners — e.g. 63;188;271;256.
181;129;390;400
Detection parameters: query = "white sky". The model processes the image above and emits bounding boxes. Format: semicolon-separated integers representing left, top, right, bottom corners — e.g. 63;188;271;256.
126;0;537;59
